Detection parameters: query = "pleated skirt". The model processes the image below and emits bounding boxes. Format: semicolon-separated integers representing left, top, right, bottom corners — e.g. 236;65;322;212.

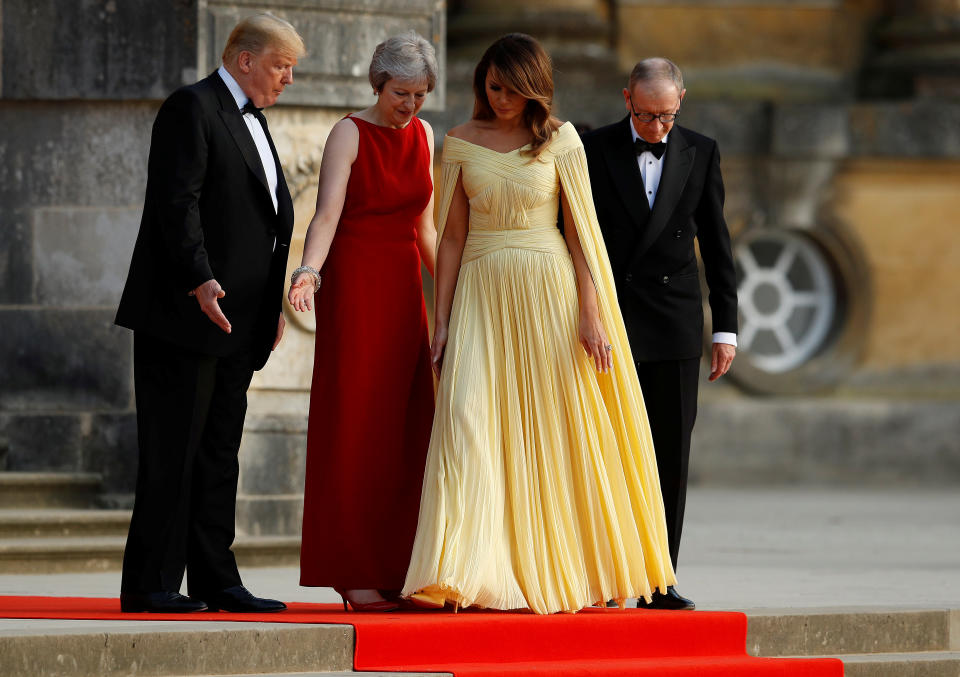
402;230;676;614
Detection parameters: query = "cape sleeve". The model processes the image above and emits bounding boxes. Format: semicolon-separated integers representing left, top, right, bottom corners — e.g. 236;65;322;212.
551;124;677;590
433;138;466;257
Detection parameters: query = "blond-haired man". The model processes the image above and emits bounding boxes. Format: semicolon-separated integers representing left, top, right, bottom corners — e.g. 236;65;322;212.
116;14;305;613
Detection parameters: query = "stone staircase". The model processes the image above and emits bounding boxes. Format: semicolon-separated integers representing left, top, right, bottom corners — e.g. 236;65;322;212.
0;472;300;573
1;607;957;676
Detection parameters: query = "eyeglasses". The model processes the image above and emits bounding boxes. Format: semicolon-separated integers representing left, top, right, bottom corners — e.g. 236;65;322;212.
628;95;681;124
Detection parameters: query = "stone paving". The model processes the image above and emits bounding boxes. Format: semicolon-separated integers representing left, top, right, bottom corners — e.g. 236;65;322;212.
1;487;958;635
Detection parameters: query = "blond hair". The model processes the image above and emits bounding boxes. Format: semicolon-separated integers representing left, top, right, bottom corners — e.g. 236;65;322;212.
222;13;306;64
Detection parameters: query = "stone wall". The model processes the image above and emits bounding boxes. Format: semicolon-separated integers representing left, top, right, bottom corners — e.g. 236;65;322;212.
0;0;446;522
0;100;155;494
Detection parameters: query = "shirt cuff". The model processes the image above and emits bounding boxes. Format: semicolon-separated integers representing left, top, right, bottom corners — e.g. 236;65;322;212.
712;332;737;347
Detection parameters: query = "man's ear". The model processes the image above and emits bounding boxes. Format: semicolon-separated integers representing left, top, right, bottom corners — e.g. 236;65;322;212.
238;51;252;74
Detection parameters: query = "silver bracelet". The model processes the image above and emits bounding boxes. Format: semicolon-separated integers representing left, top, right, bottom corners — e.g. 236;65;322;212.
291;265;321;292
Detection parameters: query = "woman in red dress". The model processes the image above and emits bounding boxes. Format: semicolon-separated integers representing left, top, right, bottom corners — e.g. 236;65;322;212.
287;32;438;611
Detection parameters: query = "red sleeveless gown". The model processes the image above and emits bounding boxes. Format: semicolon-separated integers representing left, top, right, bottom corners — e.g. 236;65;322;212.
300;116;434;589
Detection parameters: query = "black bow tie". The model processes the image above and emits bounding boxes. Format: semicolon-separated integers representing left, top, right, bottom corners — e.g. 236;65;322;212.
242;101;264;120
634;138;666;159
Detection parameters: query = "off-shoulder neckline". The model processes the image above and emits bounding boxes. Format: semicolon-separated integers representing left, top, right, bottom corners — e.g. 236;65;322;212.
445;121;573;155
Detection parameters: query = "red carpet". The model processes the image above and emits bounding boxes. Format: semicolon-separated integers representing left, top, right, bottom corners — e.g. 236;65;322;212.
0;596;843;675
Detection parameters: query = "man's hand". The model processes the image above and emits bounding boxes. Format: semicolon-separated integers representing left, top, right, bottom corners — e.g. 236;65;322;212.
272;313;285;351
709;342;736;381
188;279;231;333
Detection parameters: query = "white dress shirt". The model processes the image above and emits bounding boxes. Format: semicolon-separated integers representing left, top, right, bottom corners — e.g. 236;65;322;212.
217;66;279;214
629;123;737;348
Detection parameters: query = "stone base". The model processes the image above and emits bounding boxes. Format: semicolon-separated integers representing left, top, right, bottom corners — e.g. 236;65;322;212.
236;413;308;536
692;397;960;486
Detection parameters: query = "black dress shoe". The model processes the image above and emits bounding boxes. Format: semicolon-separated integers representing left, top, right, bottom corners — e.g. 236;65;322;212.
198;585;287;613
120;591;208;613
635;586;695;610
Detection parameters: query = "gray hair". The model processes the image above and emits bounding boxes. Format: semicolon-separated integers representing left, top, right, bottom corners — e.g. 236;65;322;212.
368;31;438;93
628;57;684;94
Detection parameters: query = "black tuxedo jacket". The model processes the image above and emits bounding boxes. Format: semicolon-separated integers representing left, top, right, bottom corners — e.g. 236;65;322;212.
116;71;293;370
582;118;738;361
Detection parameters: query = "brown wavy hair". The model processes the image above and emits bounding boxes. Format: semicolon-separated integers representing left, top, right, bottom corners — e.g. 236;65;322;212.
472;33;561;158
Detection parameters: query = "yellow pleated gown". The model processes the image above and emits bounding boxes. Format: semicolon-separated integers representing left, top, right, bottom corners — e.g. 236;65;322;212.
402;122;677;614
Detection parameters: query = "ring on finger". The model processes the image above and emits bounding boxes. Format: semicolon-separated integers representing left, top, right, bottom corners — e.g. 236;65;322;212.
604;344;613;351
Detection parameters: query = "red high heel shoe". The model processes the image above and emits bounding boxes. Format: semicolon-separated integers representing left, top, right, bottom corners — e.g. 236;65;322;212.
334;588;399;612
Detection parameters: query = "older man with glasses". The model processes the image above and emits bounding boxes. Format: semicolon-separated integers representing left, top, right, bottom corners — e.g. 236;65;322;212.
581;58;739;610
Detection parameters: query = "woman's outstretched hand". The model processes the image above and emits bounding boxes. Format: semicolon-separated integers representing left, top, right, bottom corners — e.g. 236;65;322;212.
579;308;613;373
431;324;448;377
288;273;318;312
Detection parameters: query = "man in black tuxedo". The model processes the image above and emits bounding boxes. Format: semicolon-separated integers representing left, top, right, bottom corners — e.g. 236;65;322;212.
582;58;738;610
115;14;305;613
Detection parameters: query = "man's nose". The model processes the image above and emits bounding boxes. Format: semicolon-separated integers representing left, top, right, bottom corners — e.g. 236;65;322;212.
283;69;294;85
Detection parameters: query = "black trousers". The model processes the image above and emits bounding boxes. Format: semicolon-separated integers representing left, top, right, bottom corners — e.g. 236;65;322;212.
121;332;253;595
634;357;700;571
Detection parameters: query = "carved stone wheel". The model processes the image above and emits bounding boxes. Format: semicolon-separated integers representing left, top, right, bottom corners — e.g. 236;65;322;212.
736;230;836;373
725;224;871;394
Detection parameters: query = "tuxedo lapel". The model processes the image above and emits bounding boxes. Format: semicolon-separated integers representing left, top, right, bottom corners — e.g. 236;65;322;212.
209;72;271;198
602;117;650;230
629;126;695;264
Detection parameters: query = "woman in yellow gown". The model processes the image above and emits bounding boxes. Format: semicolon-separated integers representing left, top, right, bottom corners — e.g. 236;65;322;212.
402;33;677;615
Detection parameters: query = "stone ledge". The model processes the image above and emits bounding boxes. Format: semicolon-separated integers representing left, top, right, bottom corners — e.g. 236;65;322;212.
691;398;960;486
0;624;353;677
839;650;960;677
0;473;102;509
0;508;131;538
747;608;952;656
0;535;300;574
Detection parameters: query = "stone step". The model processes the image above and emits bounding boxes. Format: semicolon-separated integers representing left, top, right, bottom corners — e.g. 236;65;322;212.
0;624;353;677
839;651;960;677
747;608;956;656
0;472;102;509
0;534;300;573
0;508;131;538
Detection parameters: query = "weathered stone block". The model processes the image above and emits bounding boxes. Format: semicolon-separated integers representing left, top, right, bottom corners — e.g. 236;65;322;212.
198;0;446;110
0;626;354;677
0;101;155;207
0;310;133;411
0;414;84;471
236;495;304;536
33;207;141;307
239;430;307;495
772;104;850;158
83;413;138;494
747;610;952;657
0;211;33;304
850;102;960;158
1;0;197;100
680;101;772;156
691;398;960;486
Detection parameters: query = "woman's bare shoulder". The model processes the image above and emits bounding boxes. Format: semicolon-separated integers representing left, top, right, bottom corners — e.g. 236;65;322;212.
446;120;487;142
